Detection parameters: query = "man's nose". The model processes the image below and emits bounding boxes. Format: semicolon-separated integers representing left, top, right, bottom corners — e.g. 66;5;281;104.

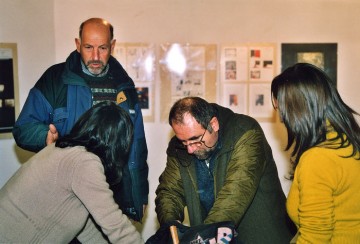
92;48;100;60
186;144;197;154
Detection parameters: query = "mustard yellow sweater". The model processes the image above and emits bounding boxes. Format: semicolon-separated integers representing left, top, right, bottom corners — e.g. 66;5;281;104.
287;133;360;243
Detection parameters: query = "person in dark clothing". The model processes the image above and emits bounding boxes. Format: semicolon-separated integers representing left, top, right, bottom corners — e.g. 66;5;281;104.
12;18;148;235
155;96;296;243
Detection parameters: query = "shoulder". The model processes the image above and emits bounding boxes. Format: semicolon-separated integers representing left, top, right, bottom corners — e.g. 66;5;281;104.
55;146;102;168
71;146;102;164
220;108;263;140
300;147;338;166
57;146;105;182
108;56;133;83
215;104;260;130
34;62;66;91
295;147;341;184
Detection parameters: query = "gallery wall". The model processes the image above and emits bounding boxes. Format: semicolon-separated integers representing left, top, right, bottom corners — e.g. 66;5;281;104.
1;0;360;241
0;0;55;185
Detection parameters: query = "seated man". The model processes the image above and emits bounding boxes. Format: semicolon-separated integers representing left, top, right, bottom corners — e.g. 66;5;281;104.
155;96;296;243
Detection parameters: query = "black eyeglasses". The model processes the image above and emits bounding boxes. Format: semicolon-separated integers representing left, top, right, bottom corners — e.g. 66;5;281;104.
180;126;216;149
181;128;207;148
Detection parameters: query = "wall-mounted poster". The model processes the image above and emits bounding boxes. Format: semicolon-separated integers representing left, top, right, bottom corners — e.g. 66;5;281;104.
281;43;337;86
0;43;19;139
159;43;217;122
220;43;276;122
221;47;248;82
249;46;275;82
113;43;156;121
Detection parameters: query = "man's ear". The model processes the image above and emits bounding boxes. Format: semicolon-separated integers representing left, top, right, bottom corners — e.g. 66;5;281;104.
210;117;219;132
75;38;81;53
110;39;116;55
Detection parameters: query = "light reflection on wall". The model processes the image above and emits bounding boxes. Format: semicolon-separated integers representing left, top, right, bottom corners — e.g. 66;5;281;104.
165;43;186;75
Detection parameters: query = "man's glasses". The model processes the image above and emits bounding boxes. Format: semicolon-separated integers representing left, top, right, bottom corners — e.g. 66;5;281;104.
181;128;207;148
179;126;216;149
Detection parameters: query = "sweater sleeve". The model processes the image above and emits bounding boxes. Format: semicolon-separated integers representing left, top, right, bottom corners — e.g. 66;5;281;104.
71;156;143;244
293;150;337;243
76;217;109;244
205;128;266;226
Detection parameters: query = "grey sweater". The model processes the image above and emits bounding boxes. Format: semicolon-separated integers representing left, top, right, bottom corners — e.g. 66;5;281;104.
0;144;143;243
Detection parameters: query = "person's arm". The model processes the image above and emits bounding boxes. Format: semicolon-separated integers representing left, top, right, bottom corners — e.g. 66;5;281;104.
76;216;109;244
131;102;149;207
155;156;186;224
294;152;336;243
72;155;143;244
116;88;149;222
204;128;266;226
12;88;54;152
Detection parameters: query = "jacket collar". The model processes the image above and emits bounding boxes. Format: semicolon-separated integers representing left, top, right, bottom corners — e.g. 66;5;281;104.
61;50;134;89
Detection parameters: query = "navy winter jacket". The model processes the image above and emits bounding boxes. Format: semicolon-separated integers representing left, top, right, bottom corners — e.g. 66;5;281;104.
13;50;148;221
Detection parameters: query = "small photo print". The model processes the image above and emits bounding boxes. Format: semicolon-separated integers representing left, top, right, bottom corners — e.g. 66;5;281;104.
248;83;274;121
225;48;237;58
135;87;149;109
222;83;247;114
250;70;261;79
297;52;324;69
250;49;261;58
135;85;152;118
225;60;237;80
263;60;273;68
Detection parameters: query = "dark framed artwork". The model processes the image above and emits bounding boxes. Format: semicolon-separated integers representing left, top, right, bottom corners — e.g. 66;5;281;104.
0;43;19;138
281;43;337;86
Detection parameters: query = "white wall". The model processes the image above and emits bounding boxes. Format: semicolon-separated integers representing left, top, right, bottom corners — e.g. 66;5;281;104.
0;0;55;185
1;0;360;241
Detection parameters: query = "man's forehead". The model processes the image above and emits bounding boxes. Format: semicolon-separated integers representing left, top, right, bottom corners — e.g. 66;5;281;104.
82;23;111;40
173;117;203;139
179;113;199;127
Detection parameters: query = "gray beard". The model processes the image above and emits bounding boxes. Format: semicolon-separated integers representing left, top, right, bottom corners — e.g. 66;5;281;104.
194;146;216;160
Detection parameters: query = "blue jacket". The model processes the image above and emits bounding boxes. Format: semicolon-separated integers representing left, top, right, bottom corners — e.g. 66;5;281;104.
13;50;148;221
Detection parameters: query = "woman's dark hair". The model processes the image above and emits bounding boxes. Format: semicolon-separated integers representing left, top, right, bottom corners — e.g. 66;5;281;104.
169;96;217;131
56;101;133;185
271;63;360;171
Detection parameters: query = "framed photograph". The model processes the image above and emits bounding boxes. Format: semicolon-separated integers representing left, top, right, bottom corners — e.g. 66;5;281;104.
159;43;217;122
113;43;156;122
222;83;247;114
221;46;248;82
135;85;153;118
248;83;275;122
0;43;19;138
220;43;277;122
249;45;275;82
281;43;337;86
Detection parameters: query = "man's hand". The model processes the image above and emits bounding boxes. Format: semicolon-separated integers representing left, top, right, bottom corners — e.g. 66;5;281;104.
46;124;59;145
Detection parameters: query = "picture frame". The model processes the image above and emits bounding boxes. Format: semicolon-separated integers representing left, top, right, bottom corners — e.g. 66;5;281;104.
222;83;247;114
220;43;276;122
0;43;19;139
113;43;156;122
281;43;337;86
159;43;217;122
248;83;275;122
